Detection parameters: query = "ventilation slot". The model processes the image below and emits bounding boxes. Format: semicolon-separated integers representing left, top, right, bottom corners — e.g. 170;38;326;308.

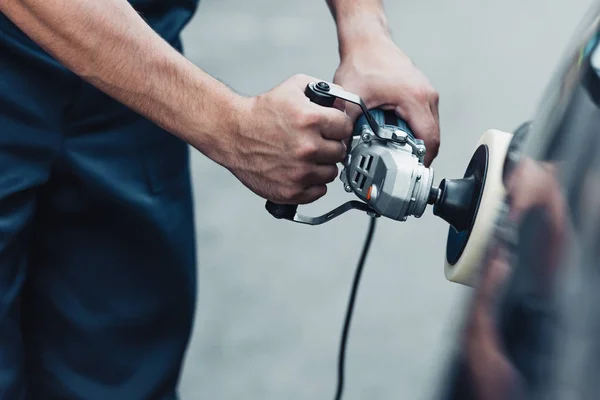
353;170;367;191
358;174;366;190
365;155;373;172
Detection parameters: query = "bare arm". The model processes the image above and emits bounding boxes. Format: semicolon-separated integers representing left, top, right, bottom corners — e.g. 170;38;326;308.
0;0;354;204
0;0;241;166
325;0;391;58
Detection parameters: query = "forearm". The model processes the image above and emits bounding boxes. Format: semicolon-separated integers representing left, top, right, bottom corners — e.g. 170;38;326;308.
0;0;243;165
326;0;440;166
325;0;392;58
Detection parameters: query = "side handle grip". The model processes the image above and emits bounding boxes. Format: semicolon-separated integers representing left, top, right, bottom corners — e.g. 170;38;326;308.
265;201;298;220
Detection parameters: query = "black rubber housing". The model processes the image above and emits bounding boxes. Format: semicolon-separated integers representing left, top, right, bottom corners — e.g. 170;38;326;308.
305;81;337;107
265;202;298;219
433;176;478;232
435;144;489;266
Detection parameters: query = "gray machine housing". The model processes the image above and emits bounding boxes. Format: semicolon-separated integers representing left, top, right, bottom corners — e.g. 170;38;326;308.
340;124;435;221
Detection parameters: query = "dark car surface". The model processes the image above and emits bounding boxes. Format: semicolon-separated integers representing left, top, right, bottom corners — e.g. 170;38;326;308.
437;3;600;398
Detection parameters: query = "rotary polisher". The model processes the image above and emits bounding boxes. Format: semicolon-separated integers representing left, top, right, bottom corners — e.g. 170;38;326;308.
264;80;513;400
266;80;513;286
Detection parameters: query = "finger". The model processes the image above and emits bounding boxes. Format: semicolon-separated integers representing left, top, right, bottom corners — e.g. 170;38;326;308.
424;117;441;167
296;185;328;204
342;135;352;148
429;92;441;132
312;138;347;164
312;104;354;141
429;96;441;153
303;164;339;186
401;105;440;167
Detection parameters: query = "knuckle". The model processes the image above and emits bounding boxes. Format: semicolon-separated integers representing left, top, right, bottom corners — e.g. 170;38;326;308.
296;139;319;160
290;164;310;183
413;87;430;103
294;107;320;128
305;109;322;127
282;186;302;202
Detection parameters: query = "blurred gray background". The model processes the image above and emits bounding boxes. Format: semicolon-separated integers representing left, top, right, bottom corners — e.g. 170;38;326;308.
177;1;593;399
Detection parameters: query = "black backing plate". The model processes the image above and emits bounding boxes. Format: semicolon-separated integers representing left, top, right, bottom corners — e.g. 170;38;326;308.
446;144;489;266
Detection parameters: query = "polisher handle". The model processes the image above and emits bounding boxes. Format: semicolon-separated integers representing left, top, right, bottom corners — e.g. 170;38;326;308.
265;82;337;220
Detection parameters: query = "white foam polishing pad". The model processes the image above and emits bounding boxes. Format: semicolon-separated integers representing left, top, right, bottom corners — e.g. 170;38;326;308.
444;129;513;287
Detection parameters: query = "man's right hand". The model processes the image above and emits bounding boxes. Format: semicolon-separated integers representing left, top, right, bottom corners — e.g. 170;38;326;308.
224;74;353;205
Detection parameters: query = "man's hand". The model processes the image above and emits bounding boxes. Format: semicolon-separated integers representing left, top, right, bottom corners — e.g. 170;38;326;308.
333;37;440;166
226;75;352;204
326;0;441;166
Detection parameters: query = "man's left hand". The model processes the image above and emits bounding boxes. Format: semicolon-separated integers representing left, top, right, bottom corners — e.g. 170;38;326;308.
333;36;440;166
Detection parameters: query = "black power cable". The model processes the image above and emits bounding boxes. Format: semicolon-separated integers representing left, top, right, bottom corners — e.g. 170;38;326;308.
334;216;377;400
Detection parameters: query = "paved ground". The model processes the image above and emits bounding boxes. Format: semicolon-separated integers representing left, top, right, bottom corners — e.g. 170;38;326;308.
176;1;594;399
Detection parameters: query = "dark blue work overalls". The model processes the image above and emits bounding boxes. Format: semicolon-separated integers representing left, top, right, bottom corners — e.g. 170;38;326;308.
0;1;199;398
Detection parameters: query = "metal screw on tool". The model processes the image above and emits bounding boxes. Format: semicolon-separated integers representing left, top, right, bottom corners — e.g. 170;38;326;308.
316;81;330;91
361;133;371;143
418;148;426;156
344;185;353;193
393;130;408;144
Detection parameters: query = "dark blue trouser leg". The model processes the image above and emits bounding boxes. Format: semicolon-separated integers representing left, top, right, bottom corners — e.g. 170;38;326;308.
1;29;197;400
0;31;72;399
